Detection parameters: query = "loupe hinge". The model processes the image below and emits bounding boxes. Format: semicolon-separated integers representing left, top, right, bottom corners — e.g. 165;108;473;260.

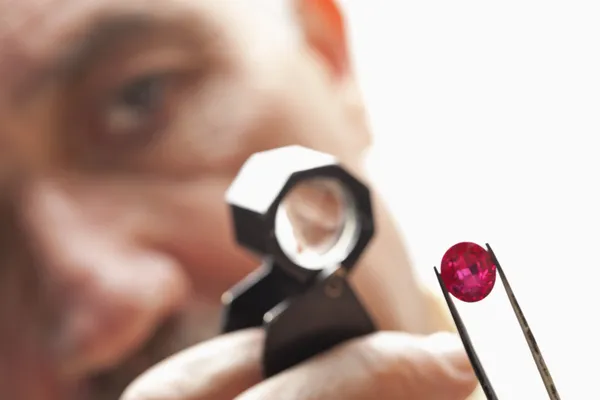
262;267;376;377
221;260;307;333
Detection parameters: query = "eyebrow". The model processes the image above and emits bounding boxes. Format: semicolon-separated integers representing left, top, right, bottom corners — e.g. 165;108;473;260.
14;11;197;103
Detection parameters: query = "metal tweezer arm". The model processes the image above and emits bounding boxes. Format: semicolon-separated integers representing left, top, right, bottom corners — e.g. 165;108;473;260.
433;243;561;400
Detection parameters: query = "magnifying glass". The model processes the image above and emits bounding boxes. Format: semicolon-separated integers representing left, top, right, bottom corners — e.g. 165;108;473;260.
221;145;377;377
275;176;357;271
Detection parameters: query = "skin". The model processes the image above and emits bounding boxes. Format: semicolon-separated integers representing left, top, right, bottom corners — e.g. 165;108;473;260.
0;0;478;399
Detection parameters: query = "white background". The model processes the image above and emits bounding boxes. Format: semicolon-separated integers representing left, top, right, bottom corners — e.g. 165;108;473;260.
342;1;599;398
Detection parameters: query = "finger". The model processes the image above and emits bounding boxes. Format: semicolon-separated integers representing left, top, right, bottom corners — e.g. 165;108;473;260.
236;331;478;400
121;328;264;400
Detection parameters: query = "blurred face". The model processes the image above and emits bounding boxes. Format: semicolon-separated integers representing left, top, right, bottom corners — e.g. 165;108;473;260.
0;0;375;398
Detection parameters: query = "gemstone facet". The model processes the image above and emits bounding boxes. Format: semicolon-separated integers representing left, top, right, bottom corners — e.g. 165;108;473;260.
440;242;496;302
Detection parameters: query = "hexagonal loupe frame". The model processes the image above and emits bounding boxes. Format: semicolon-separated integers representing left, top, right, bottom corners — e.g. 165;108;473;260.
226;145;375;283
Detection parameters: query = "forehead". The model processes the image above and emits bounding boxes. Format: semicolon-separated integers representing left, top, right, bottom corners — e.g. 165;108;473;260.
0;0;294;93
1;0;288;37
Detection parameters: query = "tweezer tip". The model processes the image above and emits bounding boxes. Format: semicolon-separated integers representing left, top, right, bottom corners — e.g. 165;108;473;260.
432;261;498;400
485;243;506;275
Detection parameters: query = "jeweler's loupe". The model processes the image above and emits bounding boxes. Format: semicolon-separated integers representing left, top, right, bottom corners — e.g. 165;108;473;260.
221;145;376;377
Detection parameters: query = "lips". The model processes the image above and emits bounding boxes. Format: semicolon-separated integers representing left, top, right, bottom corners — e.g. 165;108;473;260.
53;288;184;381
72;300;221;400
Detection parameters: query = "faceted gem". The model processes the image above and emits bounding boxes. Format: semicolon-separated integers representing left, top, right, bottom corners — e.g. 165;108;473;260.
440;242;496;303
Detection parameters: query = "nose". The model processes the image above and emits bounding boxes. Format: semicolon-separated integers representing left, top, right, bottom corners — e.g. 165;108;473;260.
20;179;189;378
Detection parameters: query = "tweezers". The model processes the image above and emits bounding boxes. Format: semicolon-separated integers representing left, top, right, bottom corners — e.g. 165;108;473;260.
434;243;561;400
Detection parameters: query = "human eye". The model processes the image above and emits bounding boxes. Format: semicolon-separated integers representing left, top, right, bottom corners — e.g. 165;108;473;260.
64;46;202;170
99;71;178;150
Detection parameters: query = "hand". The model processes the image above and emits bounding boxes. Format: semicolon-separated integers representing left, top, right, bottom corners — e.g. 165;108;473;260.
121;328;478;400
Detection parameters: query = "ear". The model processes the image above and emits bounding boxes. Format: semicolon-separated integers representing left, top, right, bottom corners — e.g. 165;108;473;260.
294;0;350;78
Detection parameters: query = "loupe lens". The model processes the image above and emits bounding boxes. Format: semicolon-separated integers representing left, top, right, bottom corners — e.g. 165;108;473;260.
274;177;360;270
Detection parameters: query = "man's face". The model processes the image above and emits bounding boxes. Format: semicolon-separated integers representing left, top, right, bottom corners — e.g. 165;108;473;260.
0;0;370;398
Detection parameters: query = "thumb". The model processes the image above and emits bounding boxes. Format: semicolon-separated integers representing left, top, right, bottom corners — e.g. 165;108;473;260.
121;329;264;400
236;331;478;400
388;332;479;399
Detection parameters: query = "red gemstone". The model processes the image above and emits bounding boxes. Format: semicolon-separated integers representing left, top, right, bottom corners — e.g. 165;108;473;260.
440;242;497;302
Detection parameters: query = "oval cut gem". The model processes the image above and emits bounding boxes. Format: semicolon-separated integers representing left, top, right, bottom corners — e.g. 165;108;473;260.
440;242;497;302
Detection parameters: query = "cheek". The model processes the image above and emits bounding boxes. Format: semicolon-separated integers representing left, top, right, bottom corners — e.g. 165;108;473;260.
153;176;259;300
0;259;72;399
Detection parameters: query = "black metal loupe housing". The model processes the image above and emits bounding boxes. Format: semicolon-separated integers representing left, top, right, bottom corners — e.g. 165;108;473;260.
221;145;377;377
